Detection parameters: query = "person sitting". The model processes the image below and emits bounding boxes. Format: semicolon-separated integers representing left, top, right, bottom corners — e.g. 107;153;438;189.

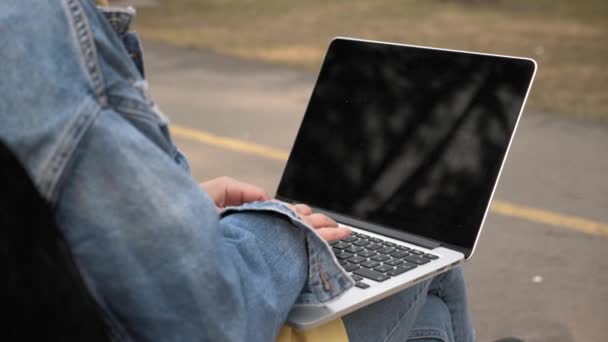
0;0;474;341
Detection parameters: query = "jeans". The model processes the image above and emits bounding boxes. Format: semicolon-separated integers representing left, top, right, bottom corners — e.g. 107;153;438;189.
344;267;474;342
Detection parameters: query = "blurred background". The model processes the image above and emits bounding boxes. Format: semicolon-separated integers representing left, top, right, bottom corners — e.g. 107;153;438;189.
133;1;607;341
137;0;608;121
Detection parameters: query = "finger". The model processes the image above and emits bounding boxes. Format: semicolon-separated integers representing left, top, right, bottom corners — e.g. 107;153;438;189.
316;227;351;242
284;203;297;213
294;204;313;215
199;177;230;207
302;213;338;229
224;180;271;206
238;182;271;202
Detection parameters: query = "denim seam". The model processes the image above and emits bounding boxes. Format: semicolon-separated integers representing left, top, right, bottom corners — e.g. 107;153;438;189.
383;280;428;342
37;97;101;203
109;98;179;159
110;95;150;113
108;95;170;129
111;99;163;125
63;0;107;106
435;272;462;342
408;327;450;342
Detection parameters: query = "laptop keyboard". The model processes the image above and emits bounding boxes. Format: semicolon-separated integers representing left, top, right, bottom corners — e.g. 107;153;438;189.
331;232;439;289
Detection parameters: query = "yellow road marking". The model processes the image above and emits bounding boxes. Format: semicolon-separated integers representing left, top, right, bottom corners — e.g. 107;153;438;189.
491;201;608;237
171;124;608;238
171;125;289;161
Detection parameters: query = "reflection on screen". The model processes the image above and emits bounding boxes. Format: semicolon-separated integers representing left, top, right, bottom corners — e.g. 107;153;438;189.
277;39;535;251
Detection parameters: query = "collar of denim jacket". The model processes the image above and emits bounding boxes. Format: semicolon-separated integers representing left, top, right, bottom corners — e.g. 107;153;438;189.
97;5;136;36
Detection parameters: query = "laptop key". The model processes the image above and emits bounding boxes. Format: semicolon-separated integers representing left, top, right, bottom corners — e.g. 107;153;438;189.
423;254;439;260
357;234;370;239
361;260;380;268
338;259;348;266
366;243;383;250
333;242;351;250
355;282;370;289
336;252;354;260
409;249;424;255
390;251;410;259
342;236;359;243
369;237;382;243
374;264;394;273
371;254;390;262
343;263;360;272
396;245;410;251
332;247;341;254
384;258;404;266
344;246;364;254
387;264;417;276
377;247;395;255
404;255;430;265
382;241;396;247
351;274;363;282
348;256;367;264
353;239;371;247
358;250;377;258
353;268;390;282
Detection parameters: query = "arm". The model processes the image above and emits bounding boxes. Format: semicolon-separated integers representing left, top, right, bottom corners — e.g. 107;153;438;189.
54;109;348;341
201;176;352;241
0;1;352;340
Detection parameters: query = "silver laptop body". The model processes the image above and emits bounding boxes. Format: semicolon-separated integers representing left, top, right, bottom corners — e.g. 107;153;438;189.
277;37;537;330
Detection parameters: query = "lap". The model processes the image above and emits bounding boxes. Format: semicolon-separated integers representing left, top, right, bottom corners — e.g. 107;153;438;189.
342;267;472;342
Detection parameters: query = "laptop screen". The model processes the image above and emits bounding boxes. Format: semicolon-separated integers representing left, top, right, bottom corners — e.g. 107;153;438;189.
276;38;536;255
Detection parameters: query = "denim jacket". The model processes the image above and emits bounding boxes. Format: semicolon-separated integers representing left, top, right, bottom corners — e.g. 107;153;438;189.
0;1;352;340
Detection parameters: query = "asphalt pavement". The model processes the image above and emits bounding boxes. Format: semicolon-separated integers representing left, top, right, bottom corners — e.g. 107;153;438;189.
143;40;608;342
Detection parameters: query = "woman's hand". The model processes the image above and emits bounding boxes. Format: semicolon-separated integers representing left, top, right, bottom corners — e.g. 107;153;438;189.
200;177;350;241
200;176;270;209
287;203;351;242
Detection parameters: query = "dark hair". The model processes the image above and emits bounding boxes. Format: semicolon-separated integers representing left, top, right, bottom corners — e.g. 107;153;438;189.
1;140;111;341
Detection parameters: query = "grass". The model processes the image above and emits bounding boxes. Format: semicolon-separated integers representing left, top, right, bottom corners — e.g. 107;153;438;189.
136;0;608;120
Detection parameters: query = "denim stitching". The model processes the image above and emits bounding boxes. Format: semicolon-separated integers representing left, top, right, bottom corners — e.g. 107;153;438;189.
64;0;107;106
408;327;450;342
107;96;181;163
38;97;100;203
220;204;354;303
110;97;155;118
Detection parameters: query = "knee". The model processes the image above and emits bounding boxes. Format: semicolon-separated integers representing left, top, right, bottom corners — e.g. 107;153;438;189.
443;266;465;284
407;295;454;342
430;266;466;295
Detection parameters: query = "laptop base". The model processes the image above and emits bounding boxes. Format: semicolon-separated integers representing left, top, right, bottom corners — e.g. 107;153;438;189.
286;228;464;331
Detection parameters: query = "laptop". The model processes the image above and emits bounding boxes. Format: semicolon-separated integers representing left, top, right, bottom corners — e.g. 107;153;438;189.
277;37;537;330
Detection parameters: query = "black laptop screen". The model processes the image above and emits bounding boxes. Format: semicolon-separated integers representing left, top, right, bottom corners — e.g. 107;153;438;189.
276;38;535;253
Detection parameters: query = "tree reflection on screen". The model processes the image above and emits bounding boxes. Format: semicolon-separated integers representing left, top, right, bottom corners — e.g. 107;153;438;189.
277;39;535;249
